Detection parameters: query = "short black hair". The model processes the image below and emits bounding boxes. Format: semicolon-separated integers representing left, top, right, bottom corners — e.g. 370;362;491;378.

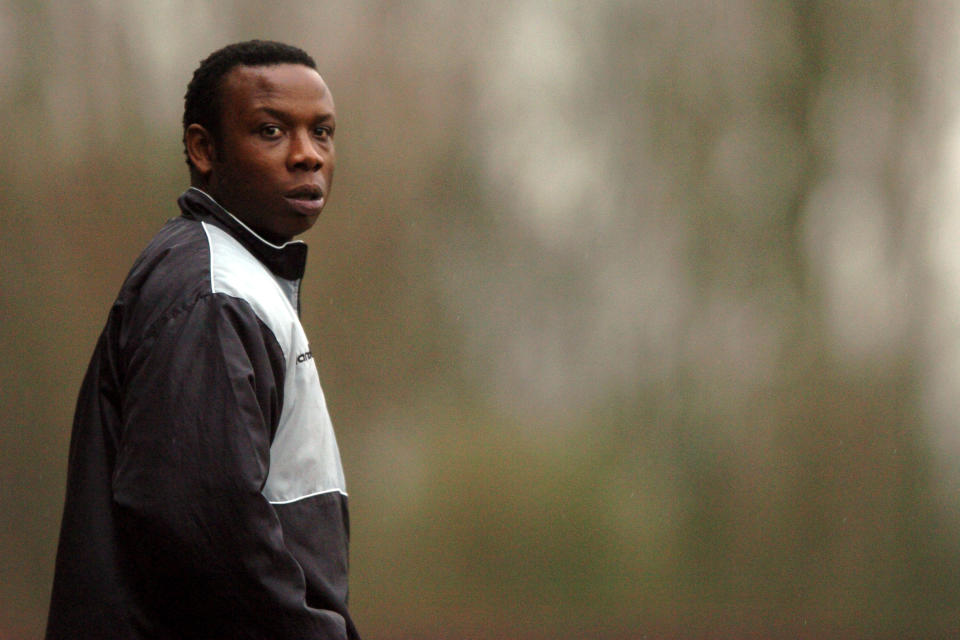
182;40;317;168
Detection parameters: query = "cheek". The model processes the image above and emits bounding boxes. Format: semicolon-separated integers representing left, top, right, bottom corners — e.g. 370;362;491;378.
228;155;281;190
231;139;281;168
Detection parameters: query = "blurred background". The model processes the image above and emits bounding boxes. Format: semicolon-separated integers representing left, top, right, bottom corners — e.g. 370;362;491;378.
3;1;960;638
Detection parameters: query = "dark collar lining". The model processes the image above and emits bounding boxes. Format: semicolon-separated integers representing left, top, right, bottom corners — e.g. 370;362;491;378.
177;188;308;281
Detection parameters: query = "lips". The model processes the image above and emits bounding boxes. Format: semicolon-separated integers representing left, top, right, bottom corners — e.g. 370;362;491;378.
283;185;325;215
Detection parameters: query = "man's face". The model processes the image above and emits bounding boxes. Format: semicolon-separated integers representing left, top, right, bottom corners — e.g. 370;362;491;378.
204;63;336;243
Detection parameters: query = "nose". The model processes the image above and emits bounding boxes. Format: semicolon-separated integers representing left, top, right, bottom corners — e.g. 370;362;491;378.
288;129;323;172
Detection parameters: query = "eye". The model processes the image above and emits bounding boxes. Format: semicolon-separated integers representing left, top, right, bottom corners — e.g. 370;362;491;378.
314;126;333;141
260;125;283;139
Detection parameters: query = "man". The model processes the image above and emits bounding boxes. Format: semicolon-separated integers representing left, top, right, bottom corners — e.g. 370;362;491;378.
46;41;360;639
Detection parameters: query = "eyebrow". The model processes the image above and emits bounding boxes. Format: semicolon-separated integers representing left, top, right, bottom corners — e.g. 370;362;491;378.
252;105;335;125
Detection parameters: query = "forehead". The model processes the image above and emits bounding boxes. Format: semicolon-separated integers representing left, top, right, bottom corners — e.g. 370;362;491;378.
220;63;335;116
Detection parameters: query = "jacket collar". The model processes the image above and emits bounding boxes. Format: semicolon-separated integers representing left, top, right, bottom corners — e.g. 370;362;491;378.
177;187;308;281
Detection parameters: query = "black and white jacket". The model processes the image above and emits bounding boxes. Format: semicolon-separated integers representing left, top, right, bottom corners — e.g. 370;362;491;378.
46;188;359;639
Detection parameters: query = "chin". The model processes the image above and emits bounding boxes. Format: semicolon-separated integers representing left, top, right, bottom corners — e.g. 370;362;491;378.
281;221;318;241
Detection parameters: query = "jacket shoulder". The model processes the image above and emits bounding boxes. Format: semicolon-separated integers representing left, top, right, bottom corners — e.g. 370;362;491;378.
117;217;214;334
202;222;299;357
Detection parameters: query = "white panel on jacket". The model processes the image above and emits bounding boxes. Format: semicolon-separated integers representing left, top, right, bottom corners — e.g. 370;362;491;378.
202;222;347;503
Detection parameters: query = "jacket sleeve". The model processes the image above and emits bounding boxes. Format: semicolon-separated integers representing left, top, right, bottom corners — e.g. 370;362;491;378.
112;292;348;639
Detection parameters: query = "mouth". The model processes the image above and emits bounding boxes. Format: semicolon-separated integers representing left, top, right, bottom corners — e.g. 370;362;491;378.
283;185;325;215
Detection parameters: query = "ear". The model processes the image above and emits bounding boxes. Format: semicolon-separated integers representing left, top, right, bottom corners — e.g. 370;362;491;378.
185;123;216;179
